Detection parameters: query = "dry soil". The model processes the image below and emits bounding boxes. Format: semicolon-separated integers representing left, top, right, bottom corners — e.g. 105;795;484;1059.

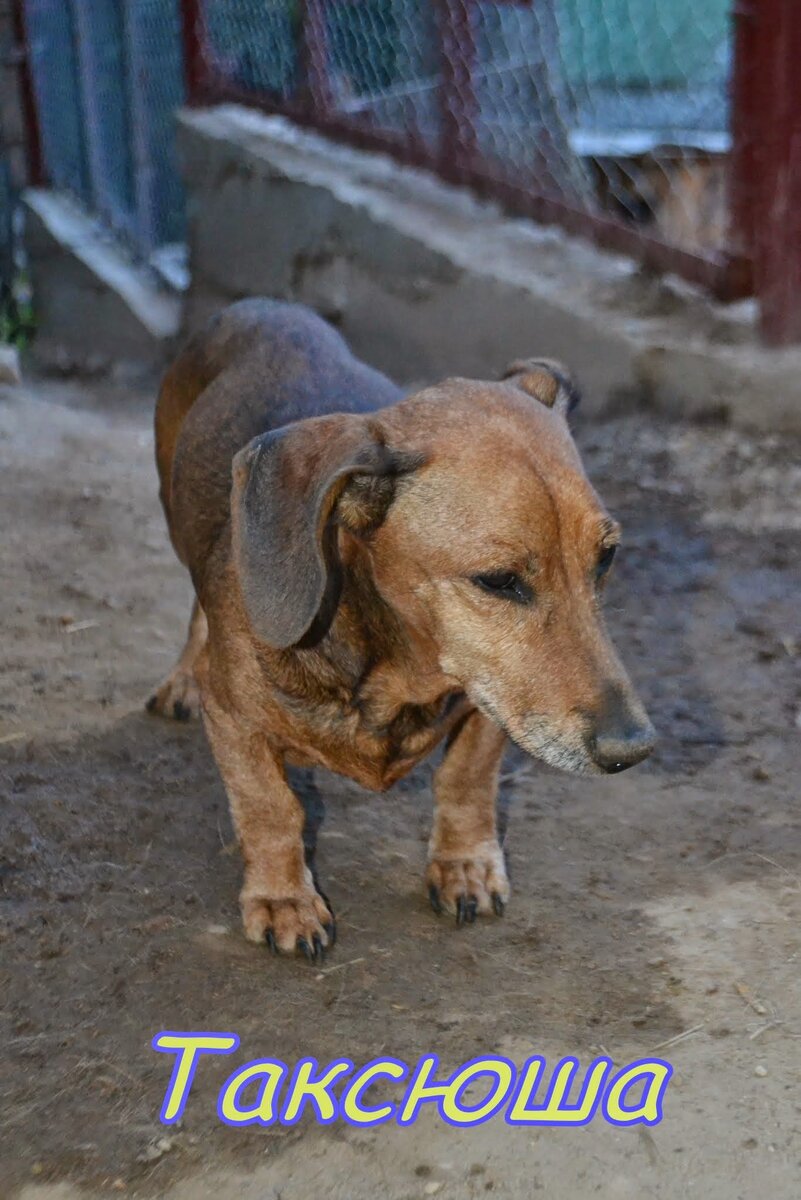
1;376;800;1200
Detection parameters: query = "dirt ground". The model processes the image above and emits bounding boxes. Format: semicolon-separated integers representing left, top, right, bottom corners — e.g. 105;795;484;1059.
1;373;800;1200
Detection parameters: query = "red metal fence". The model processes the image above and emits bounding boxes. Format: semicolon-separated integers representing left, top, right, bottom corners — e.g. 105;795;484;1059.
12;0;801;345
731;0;801;345
179;0;801;345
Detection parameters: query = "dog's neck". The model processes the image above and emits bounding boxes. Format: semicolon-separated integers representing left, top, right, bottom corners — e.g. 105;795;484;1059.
273;537;453;726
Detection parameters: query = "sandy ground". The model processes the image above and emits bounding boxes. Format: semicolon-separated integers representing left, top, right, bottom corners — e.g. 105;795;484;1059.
1;375;800;1200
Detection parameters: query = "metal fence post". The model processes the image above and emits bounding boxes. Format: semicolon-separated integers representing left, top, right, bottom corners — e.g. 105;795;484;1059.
299;0;333;116
732;0;801;345
436;0;478;183
10;0;44;186
179;0;207;104
757;0;801;345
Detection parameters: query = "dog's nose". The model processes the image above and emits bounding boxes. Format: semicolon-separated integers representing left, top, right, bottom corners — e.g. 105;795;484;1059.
588;727;654;773
587;688;656;773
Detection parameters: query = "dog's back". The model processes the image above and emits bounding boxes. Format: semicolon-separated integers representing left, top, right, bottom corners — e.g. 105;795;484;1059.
155;299;401;572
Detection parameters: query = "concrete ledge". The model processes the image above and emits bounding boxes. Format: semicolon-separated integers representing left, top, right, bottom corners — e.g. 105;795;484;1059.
179;105;801;432
0;344;21;385
24;189;181;372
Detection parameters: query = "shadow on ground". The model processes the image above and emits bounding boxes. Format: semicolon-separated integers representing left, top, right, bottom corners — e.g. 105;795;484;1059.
1;382;800;1196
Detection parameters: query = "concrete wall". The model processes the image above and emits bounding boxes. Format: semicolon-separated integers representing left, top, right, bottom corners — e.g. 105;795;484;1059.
178;104;801;431
24;189;180;372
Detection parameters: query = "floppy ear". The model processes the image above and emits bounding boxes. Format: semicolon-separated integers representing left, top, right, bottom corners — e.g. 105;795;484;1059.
501;358;581;416
231;413;420;650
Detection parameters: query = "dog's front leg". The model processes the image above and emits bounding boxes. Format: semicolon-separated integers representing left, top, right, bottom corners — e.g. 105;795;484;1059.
202;693;334;959
427;708;510;923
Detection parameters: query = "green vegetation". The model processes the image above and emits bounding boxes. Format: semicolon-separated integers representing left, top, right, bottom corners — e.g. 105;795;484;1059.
0;277;36;348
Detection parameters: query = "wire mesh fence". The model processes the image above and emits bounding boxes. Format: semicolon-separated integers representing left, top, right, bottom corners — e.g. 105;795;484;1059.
189;0;740;294
23;0;185;256
16;0;747;297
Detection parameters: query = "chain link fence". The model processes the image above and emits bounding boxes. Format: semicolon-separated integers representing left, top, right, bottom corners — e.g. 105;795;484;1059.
23;0;185;257
15;1;745;297
189;0;738;294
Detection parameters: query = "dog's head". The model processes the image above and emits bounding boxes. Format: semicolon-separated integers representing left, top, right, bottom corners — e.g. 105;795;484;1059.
231;360;655;775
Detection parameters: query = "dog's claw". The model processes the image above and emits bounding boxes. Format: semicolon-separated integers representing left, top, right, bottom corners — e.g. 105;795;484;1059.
145;694;158;714
491;892;506;917
265;929;278;956
323;920;337;946
456;895;467;926
429;884;443;915
312;934;325;962
172;699;191;721
296;936;315;963
465;894;478;924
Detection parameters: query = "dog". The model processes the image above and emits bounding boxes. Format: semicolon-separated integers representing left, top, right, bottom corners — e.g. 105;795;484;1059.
149;298;655;962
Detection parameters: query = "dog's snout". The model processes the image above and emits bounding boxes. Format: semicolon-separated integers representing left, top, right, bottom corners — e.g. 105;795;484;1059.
587;687;656;774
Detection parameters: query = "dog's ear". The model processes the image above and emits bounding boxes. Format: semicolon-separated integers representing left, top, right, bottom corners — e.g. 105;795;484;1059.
231;414;421;650
501;358;581;416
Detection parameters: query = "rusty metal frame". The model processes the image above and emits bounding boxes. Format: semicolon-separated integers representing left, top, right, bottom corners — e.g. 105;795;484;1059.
10;0;44;186
180;0;754;305
731;0;801;343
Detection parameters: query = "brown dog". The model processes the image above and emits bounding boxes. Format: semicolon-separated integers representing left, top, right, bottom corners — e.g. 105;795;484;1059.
149;298;654;961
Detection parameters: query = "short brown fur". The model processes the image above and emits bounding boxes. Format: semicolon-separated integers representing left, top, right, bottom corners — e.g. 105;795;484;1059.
150;299;654;960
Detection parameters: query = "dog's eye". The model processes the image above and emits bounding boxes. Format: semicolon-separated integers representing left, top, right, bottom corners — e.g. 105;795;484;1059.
596;544;617;580
471;571;533;604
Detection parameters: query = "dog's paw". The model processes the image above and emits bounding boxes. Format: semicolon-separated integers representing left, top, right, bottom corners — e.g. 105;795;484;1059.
241;887;335;961
426;842;510;925
145;668;200;722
